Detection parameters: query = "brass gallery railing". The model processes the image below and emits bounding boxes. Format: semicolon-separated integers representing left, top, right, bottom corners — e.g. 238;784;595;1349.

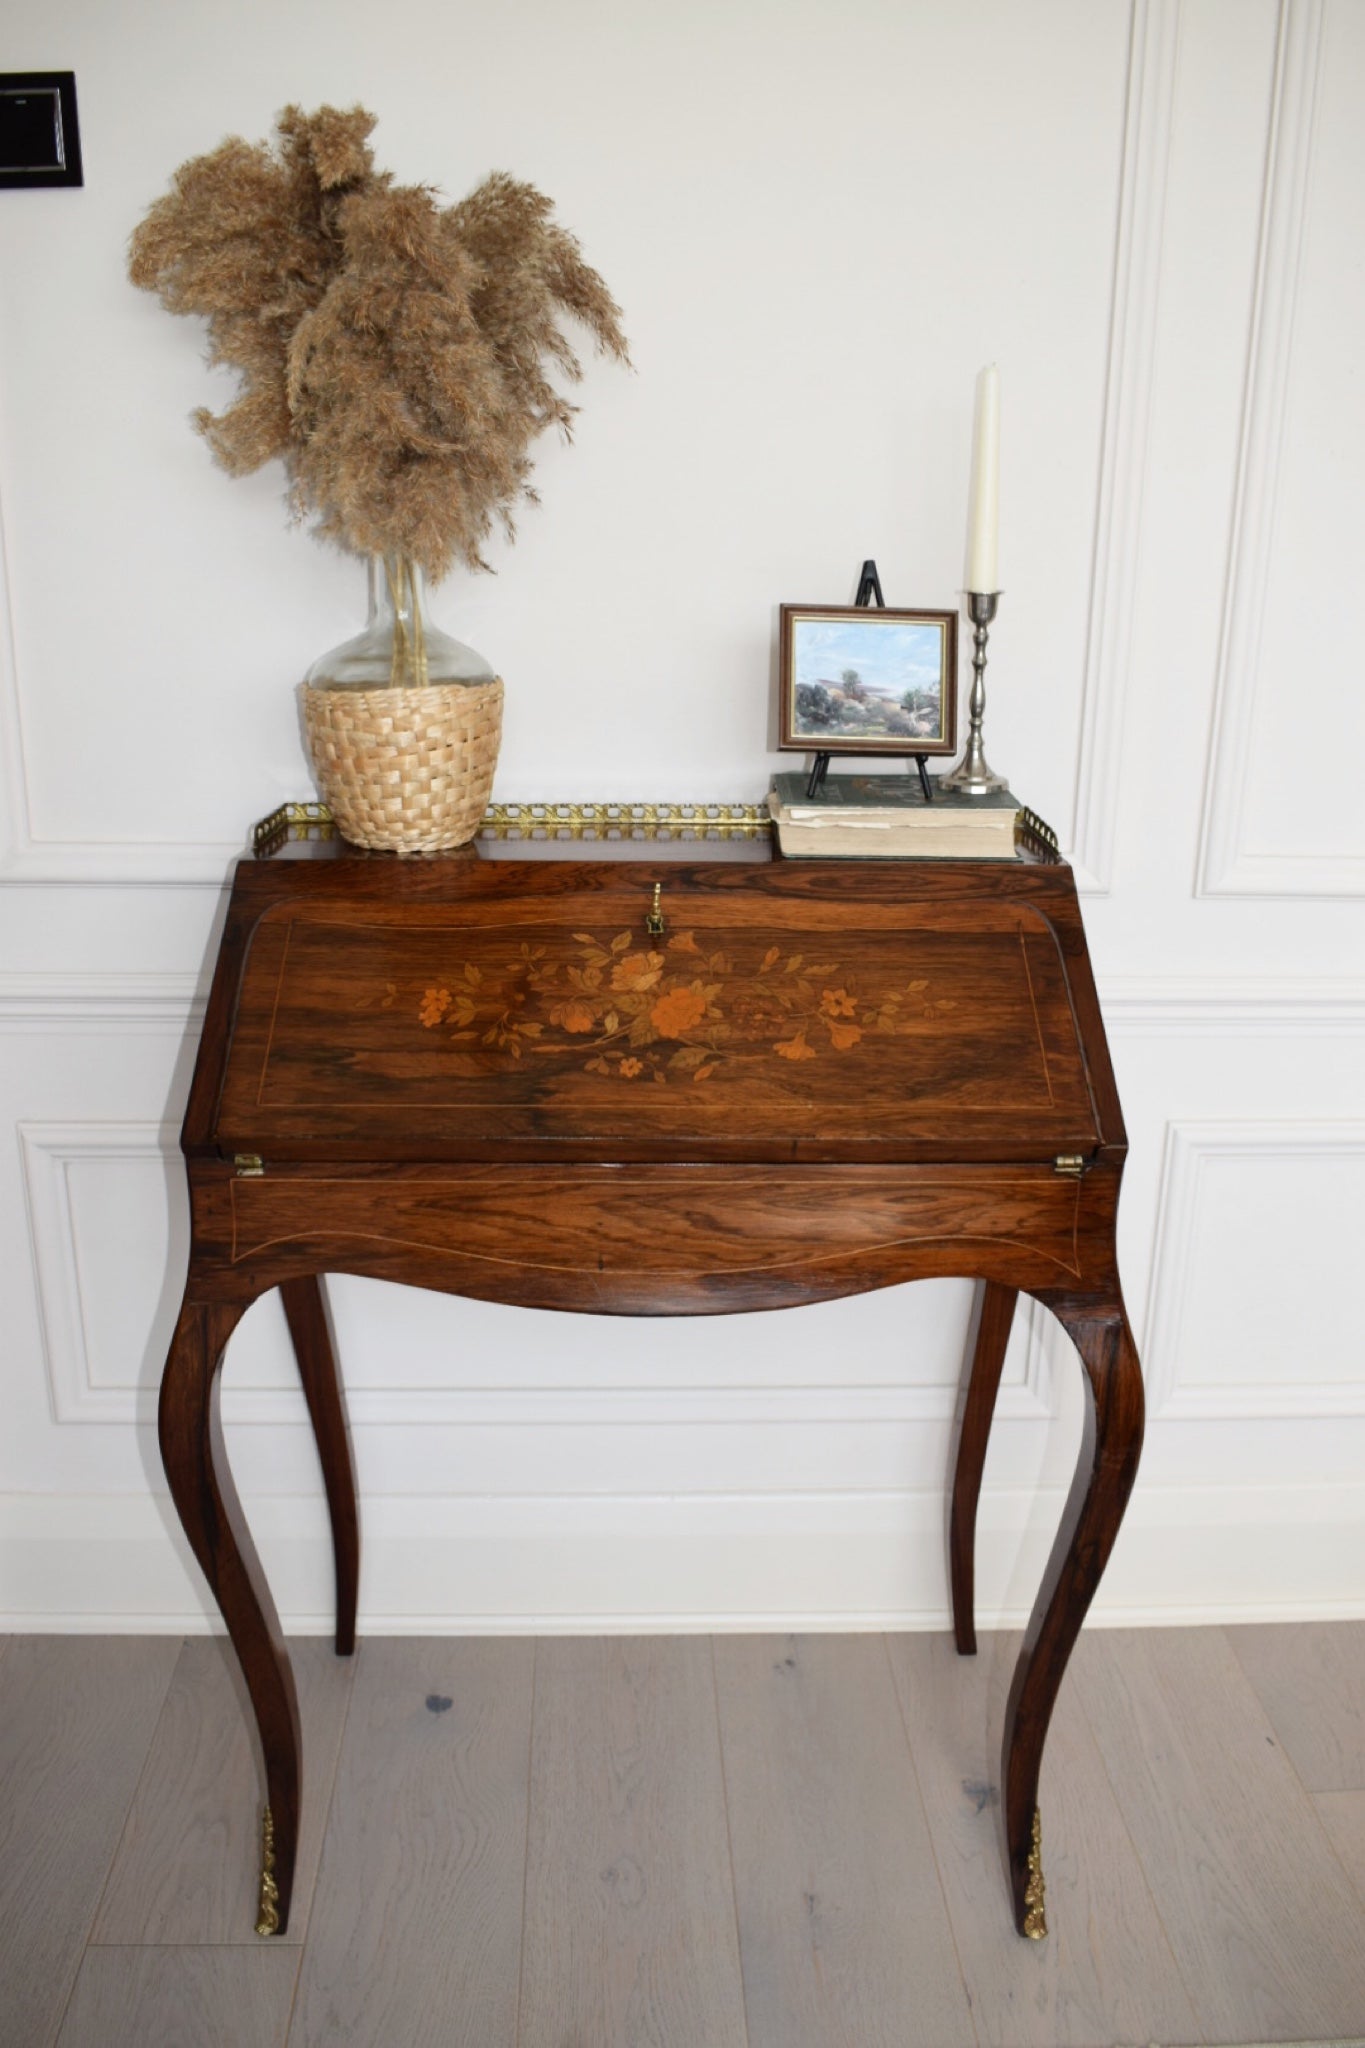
253;800;1060;862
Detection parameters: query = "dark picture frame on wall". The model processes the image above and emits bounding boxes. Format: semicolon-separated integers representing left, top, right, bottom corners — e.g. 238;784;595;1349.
0;74;83;189
779;604;958;758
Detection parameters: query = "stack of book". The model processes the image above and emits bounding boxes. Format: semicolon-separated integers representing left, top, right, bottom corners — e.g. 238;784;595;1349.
768;772;1021;860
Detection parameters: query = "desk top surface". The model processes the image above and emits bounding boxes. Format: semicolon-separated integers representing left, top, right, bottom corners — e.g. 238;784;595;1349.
191;845;1121;1168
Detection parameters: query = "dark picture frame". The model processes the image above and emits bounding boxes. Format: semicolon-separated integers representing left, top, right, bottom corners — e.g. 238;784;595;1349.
779;604;958;757
0;74;83;190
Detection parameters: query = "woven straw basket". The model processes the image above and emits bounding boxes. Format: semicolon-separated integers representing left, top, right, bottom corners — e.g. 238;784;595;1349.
302;676;504;852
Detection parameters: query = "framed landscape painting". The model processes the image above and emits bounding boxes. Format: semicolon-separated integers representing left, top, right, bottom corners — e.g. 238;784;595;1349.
778;605;958;756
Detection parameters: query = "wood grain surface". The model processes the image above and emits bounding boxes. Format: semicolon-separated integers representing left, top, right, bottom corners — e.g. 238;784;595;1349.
216;893;1097;1160
287;1638;533;2048
55;1946;299;2048
7;1626;1365;2046
1230;1618;1365;1792
998;1292;1145;1936
281;1276;359;1657
1314;1788;1365;1910
159;842;1141;1947
193;852;1122;1168
519;1637;747;2048
92;1637;355;1946
950;1279;1018;1654
714;1632;975;2047
158;1296;304;1931
1072;1626;1365;2043
0;1638;179;2048
213;1162;1098;1311
885;1629;1200;2047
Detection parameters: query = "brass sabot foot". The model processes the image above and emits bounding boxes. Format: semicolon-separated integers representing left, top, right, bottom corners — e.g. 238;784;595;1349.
1022;1805;1047;1939
255;1803;281;1937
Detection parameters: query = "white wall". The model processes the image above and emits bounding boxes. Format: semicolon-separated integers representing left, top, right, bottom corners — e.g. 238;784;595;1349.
2;0;1362;1633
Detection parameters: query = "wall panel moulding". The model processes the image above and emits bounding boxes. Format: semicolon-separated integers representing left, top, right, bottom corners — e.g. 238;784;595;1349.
1143;1117;1365;1420
3;1480;1363;1634
0;449;247;886
1067;0;1179;896
0;975;204;1028
20;1121;184;1426
1099;977;1365;1035
1197;0;1365;899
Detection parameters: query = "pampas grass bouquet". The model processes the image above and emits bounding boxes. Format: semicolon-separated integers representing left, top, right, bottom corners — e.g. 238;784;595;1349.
130;103;629;848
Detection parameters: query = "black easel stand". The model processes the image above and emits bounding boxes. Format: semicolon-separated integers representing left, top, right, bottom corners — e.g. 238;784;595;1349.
806;560;934;802
854;558;885;608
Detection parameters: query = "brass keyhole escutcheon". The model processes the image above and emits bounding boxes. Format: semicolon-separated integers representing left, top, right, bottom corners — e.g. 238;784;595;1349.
645;882;665;938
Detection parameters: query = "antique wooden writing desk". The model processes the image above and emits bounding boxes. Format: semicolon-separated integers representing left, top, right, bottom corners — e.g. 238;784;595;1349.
161;831;1143;1941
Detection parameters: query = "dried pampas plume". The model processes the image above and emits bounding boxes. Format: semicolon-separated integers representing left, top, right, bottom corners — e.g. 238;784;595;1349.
128;105;629;581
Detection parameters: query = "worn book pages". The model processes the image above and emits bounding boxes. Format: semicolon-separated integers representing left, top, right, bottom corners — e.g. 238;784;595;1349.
769;777;1021;859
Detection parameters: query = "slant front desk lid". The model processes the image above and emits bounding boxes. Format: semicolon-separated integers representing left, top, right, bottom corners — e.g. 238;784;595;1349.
207;859;1105;1164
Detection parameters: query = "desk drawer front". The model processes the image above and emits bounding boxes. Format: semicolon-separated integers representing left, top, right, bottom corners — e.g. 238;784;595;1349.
215;890;1099;1161
202;1163;1108;1309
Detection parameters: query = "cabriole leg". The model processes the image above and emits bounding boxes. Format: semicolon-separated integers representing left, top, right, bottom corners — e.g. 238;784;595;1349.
158;1292;302;1936
280;1275;359;1657
949;1280;1018;1654
1000;1293;1144;1938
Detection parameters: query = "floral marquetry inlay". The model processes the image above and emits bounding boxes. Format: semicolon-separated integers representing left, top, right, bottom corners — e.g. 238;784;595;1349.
413;927;956;1085
219;870;1098;1153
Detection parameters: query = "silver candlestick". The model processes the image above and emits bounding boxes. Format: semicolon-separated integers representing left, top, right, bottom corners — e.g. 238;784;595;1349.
941;590;1008;795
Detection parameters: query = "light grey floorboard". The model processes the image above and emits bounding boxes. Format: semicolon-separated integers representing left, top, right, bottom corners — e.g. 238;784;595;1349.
1229;1619;1365;1793
886;1630;1201;2048
286;1637;533;2048
519;1636;748;2048
93;1636;356;1945
0;1636;179;2048
714;1632;974;2048
10;1626;1365;2048
55;1945;299;2048
1315;1788;1365;1910
1073;1627;1365;2045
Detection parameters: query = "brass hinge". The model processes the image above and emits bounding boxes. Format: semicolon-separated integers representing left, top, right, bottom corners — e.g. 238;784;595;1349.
1053;1154;1088;1178
234;1154;265;1178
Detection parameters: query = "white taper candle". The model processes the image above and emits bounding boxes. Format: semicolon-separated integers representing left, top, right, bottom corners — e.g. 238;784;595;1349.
965;364;1000;593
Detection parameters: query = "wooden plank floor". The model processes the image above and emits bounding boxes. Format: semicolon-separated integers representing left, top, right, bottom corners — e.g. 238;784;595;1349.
3;1623;1363;2048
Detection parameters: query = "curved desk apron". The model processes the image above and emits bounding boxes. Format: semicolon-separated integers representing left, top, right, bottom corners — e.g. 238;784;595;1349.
160;837;1143;1940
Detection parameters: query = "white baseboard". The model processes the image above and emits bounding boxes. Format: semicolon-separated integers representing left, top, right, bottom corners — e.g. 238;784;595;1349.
2;1483;1362;1633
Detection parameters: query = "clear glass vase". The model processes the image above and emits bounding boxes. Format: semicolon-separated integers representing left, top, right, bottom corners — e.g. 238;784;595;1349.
306;554;495;692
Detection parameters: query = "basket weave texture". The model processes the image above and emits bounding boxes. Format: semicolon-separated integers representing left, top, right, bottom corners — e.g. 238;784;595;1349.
303;677;504;852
